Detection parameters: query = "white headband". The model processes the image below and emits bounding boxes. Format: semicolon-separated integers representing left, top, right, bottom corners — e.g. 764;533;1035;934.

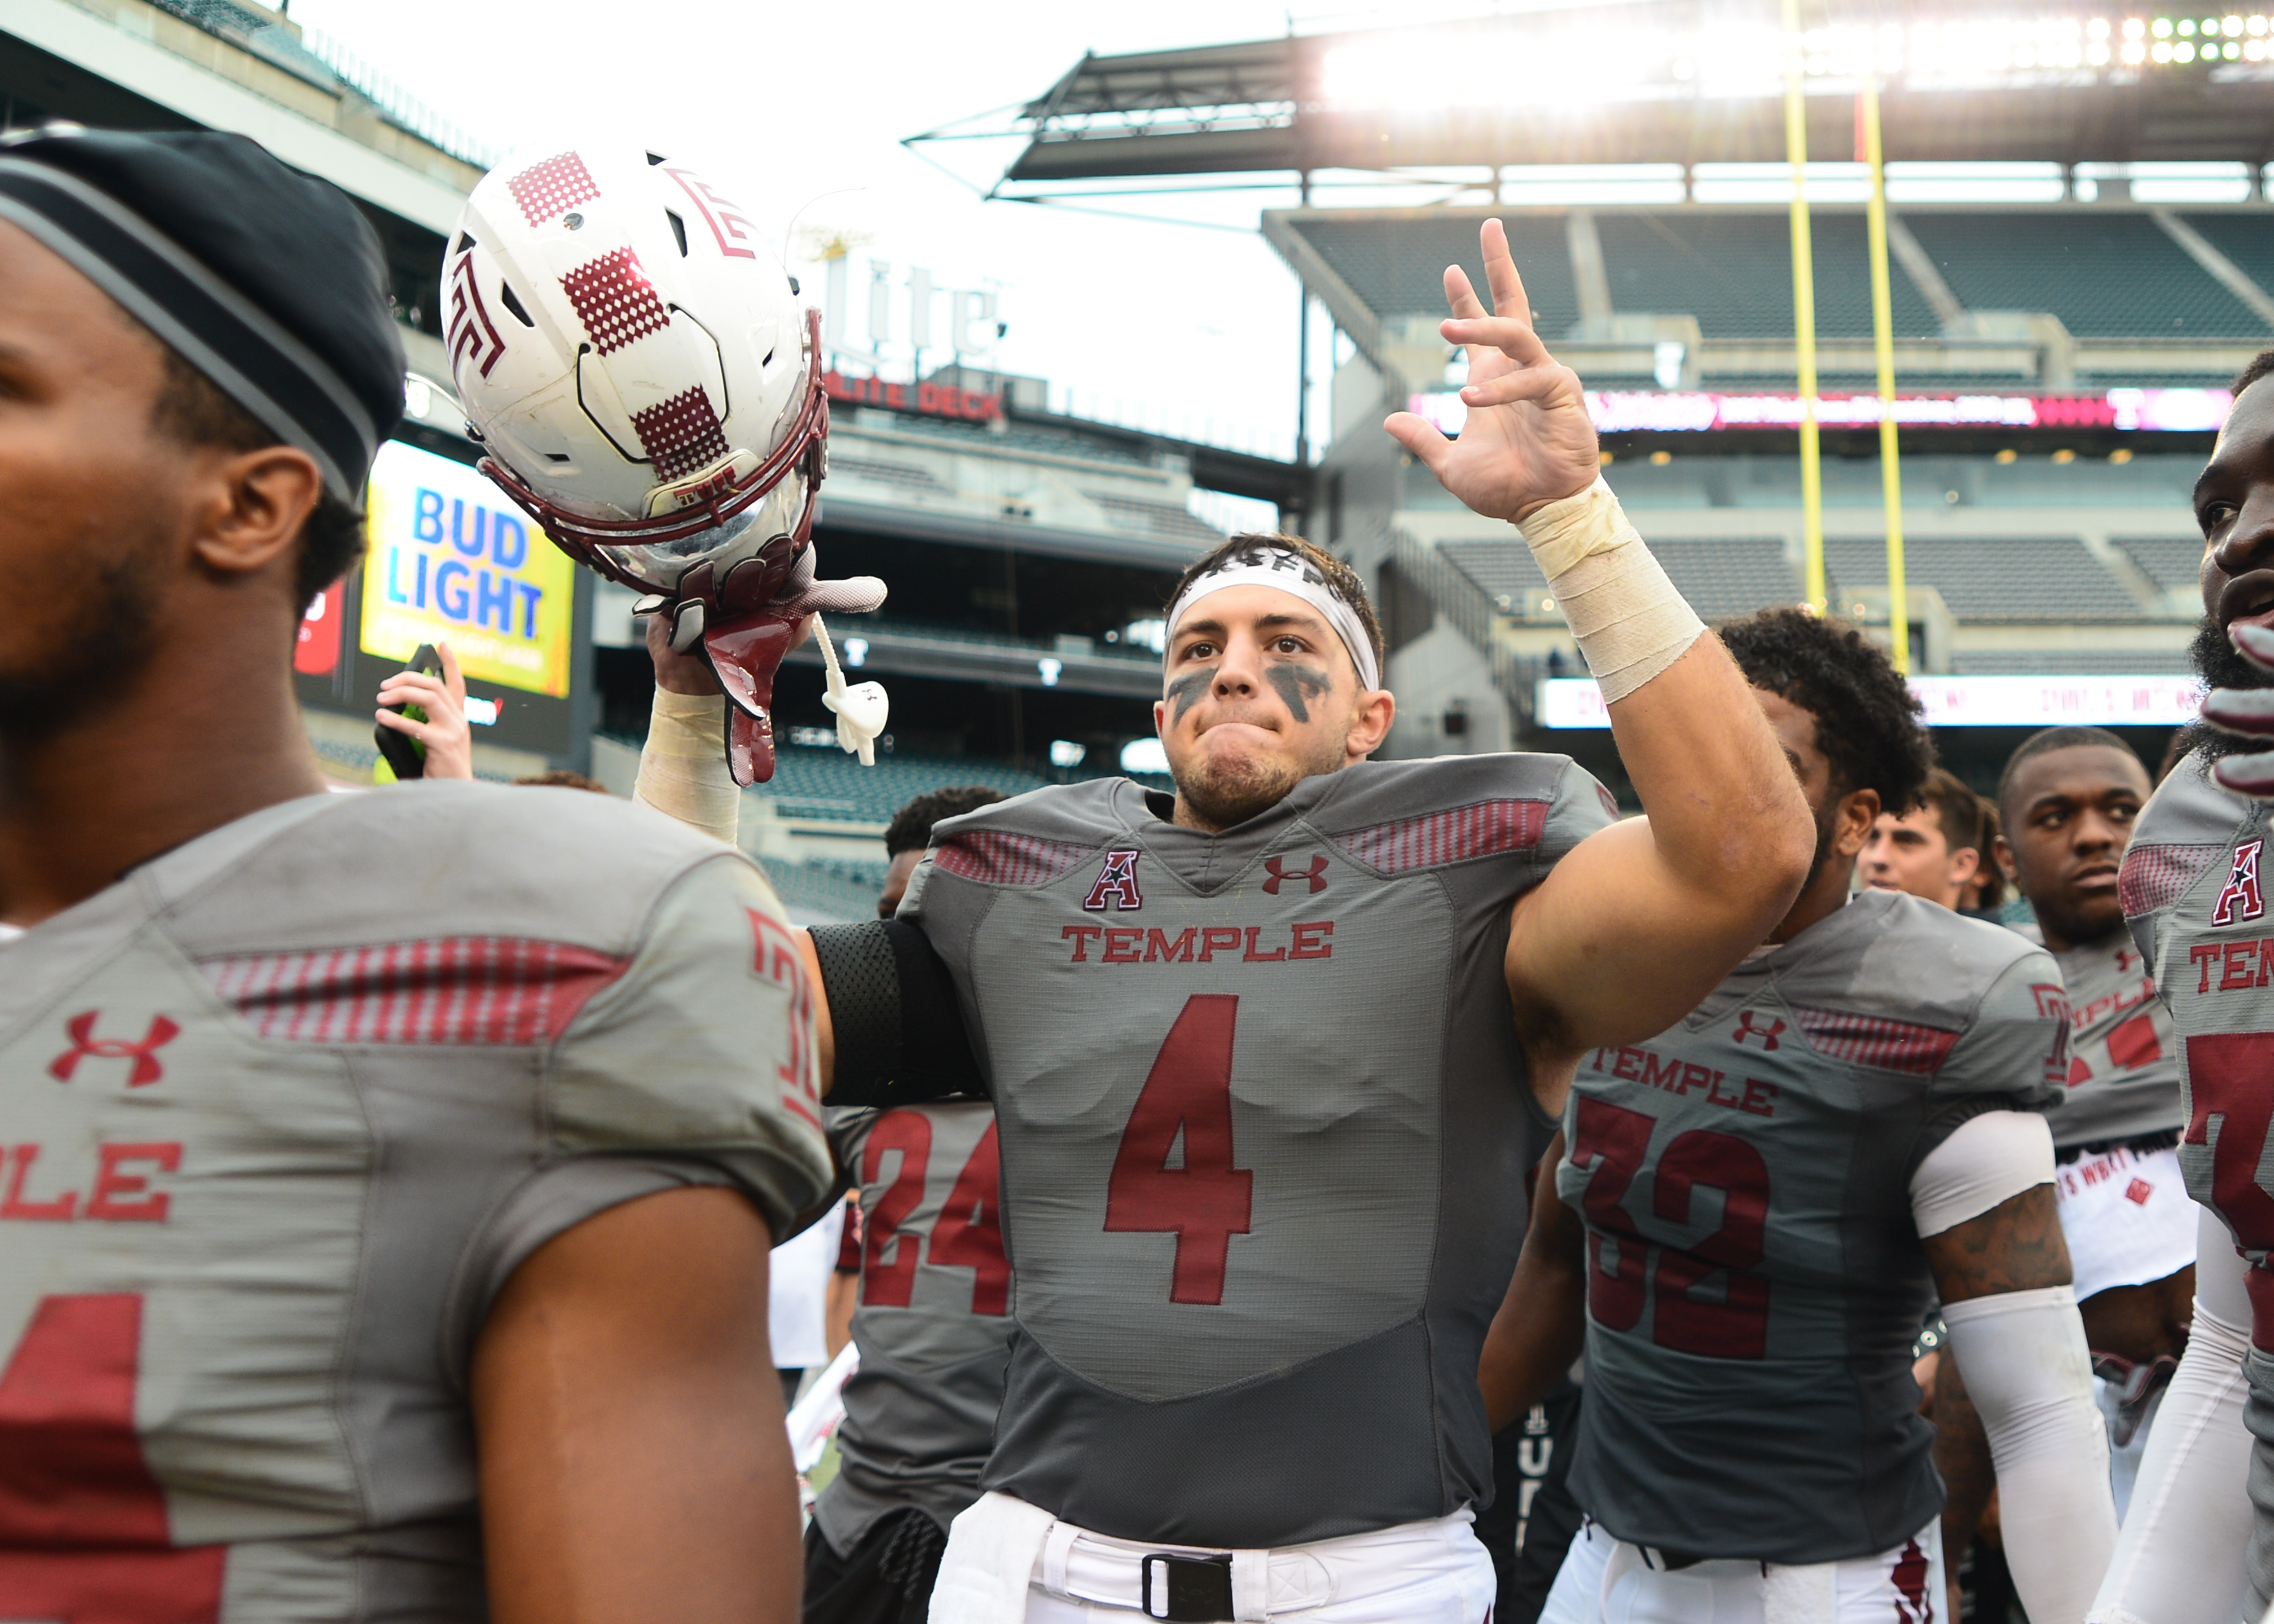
1164;546;1381;693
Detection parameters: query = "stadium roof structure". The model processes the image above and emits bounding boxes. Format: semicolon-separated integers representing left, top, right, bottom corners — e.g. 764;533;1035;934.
919;3;2274;189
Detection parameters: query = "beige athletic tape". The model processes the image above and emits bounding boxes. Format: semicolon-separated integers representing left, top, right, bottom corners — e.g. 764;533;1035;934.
1517;478;1706;705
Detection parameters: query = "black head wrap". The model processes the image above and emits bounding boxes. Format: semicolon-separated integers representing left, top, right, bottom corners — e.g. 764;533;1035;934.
0;124;405;496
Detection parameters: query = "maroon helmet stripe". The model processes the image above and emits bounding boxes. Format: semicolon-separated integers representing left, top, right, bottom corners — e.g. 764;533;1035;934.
632;387;732;481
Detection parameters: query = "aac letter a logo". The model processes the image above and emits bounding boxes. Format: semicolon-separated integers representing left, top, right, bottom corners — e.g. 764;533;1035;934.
1083;850;1142;912
2212;838;2266;926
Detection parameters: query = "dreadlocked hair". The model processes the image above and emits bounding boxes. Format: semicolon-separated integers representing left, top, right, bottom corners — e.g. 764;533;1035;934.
1719;608;1934;816
1166;534;1385;679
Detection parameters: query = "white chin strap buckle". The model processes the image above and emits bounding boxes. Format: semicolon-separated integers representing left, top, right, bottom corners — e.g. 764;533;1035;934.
810;613;888;766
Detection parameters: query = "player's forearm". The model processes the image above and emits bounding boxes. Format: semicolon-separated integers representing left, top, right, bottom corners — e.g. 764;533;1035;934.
634;687;741;846
1932;1354;1997;1591
1480;1140;1589;1432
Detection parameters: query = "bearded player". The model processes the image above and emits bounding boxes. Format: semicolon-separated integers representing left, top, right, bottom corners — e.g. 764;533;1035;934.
0;128;831;1621
2090;354;2274;1624
1481;610;2118;1623
807;788;1012;1624
631;219;1815;1622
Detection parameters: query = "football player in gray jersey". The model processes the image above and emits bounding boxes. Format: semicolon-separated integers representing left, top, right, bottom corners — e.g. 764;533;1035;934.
0;129;833;1623
1483;609;2118;1624
2093;351;2274;1624
803;788;1013;1624
639;219;1817;1623
1995;730;2192;1490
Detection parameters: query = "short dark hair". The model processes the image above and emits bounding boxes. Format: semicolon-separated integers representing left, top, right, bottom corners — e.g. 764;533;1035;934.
1718;608;1934;815
515;769;608;793
885;785;1007;856
151;344;367;612
1996;726;2141;821
1920;767;1983;853
1165;533;1385;682
2235;349;2274;399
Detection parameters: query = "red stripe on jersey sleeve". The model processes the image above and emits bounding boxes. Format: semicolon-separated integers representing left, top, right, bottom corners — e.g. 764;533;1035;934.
198;937;629;1045
934;831;1093;888
1790;1006;1962;1076
2118;843;2224;920
1330;798;1549;875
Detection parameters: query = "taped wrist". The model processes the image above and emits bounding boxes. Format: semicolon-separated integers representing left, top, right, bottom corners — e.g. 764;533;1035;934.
634;689;740;846
1517;478;1706;704
808;919;984;1105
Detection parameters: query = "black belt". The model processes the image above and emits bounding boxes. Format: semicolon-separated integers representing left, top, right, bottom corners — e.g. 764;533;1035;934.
1140;1551;1234;1621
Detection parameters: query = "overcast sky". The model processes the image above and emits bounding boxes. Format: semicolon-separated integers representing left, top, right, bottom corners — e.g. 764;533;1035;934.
284;0;1405;466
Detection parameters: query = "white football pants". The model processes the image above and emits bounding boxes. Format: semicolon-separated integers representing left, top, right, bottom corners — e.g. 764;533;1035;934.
1540;1516;1946;1623
930;1489;1495;1622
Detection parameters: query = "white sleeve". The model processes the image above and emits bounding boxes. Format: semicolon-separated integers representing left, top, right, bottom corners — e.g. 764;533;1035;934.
1943;1285;2119;1624
2088;1211;2255;1624
1911;1109;2055;1237
632;688;741;847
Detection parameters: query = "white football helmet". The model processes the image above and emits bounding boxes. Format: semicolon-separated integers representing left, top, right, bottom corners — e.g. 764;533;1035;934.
443;144;885;783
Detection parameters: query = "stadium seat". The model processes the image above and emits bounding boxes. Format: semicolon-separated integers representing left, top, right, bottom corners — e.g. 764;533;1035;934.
1902;213;2270;339
1289;215;1580;334
1594;213;1940;341
1825;536;2143;620
2115;536;2206;595
1438;536;1800;622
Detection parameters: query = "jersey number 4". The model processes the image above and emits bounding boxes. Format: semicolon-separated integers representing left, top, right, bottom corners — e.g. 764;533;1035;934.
1105;994;1253;1305
862;1115;1011;1316
2183;1033;2274;1251
1570;1097;1771;1359
0;1292;227;1620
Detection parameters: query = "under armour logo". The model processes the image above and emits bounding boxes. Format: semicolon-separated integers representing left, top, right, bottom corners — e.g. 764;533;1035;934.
2213;838;2266;925
1082;849;1143;912
49;1012;181;1088
1262;855;1329;895
1731;1011;1784;1050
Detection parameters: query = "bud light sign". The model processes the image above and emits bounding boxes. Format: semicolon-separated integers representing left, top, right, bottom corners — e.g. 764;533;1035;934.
359;440;575;697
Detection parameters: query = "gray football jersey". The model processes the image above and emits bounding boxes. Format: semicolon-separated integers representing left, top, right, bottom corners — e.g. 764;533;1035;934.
815;1101;1013;1551
2120;752;2274;1609
2048;930;2181;1147
0;784;833;1623
898;755;1616;1547
1560;889;2067;1565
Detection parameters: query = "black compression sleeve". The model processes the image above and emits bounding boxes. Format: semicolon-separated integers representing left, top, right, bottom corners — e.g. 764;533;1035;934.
808;919;985;1106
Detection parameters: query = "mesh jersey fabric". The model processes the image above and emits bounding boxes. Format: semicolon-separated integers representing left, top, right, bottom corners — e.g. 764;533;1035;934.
2050;929;2183;1147
898;755;1616;1548
1559;889;2068;1565
816;1102;1013;1551
0;784;833;1622
2119;749;2274;1609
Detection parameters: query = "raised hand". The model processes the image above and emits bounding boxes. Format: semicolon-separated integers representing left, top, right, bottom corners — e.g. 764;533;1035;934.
2206;622;2274;794
1382;219;1600;524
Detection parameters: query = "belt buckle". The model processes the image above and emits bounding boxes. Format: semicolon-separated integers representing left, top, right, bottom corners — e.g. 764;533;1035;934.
1140;1551;1234;1621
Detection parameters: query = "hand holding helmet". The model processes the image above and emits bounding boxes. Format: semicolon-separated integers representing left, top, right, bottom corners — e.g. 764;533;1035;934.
443;143;886;783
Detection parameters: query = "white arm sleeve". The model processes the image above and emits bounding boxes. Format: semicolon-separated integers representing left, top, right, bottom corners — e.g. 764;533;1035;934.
2088;1212;2254;1624
1911;1109;2056;1237
1943;1285;2119;1624
632;688;740;848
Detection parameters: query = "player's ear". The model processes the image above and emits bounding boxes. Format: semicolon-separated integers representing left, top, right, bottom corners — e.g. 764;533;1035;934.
1346;685;1395;762
1993;835;2018;884
1950;846;1982;887
1831;787;1880;859
191;443;323;580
